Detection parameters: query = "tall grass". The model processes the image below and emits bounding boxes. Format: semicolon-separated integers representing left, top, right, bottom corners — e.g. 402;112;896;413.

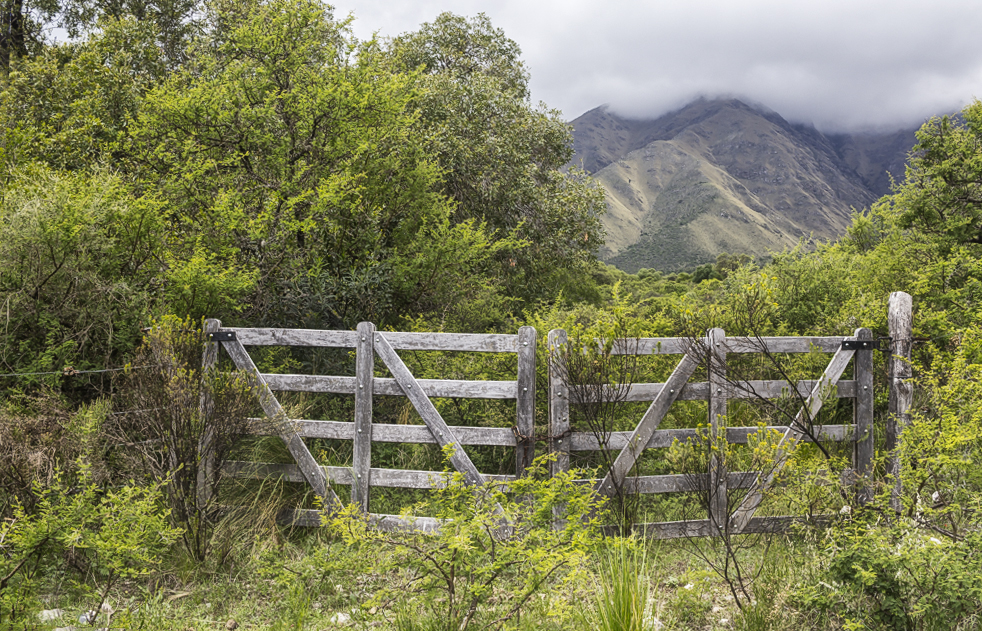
591;540;653;631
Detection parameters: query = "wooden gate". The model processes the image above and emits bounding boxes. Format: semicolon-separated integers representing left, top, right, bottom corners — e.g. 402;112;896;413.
547;327;876;538
201;319;536;530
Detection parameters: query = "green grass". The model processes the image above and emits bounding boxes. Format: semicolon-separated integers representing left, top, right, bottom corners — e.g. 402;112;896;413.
24;529;808;631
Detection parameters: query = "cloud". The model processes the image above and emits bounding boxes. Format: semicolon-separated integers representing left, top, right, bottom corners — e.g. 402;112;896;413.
332;0;982;131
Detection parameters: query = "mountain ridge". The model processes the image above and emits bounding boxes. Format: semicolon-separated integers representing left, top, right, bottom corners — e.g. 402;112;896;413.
571;98;920;272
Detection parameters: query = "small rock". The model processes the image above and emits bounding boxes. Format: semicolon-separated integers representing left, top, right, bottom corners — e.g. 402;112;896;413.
38;609;65;622
313;601;322;610
330;612;351;625
720;619;730;626
79;610;98;624
368;606;378;615
226;619;239;630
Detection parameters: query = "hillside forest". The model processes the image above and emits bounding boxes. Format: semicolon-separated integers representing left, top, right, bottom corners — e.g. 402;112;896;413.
2;1;982;629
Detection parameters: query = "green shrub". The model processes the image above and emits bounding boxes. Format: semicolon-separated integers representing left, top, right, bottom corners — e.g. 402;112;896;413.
327;451;605;631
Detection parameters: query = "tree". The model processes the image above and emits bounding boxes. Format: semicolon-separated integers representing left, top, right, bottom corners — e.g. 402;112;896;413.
0;17;165;175
387;13;606;307
0;167;164;385
128;0;511;328
1;0;198;72
887;100;982;250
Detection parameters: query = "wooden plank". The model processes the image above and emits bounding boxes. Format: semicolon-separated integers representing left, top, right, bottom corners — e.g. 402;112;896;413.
279;508;443;533
224;461;515;490
377;331;519;353
219;338;338;505
373;334;486;487
262;374;518;399
708;328;727;533
255;419;851;448
326;467;515;489
730;333;858;533
196;318;221;508
228;328;359;347
548;330;571;479
887;292;913;512
515;326;536;476
608;338;687;355
599;336;845;357
567;424;853;451
263;374;357;393
598;352;699;495
589;379;856;402
723;379;857;400
724;336;846;354
621;515;823;539
352;322;374;511
853;328;874;504
284;420;517;446
576;472;757;495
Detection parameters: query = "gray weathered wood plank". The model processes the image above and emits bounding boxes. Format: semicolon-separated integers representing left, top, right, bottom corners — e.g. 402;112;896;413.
229;328;359;347
373;334;486;487
377;331;519;353
724;336;846;354
227;328;519;353
567;424;853;451
598;352;699;495
262;373;518;399
621;515;825;539
219;338;338;505
608;338;687;355
730;333;858;532
279;508;443;533
887;291;913;512
283;420;517;446
352;322;374;511
515;326;536;476
581;379;855;402
223;461;515;490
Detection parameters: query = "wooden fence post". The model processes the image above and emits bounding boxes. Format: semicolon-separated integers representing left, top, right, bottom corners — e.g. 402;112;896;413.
353;322;375;512
887;292;913;512
547;329;570;529
853;327;874;504
547;329;570;479
707;328;727;533
197;318;221;509
515;326;537;477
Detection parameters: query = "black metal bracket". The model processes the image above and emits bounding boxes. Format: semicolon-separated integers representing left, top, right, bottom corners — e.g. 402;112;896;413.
842;339;879;351
208;331;236;342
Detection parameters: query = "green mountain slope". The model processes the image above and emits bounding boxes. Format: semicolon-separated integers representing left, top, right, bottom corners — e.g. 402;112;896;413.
571;98;918;271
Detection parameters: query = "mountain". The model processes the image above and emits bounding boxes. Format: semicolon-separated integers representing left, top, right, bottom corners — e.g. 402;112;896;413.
570;98;919;272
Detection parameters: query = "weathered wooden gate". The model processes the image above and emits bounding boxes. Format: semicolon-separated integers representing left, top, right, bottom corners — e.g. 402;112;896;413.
201;319;536;530
200;292;913;537
547;327;877;538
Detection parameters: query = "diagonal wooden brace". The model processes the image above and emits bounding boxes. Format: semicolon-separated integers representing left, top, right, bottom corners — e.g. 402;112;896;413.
598;353;700;495
220;337;339;506
729;331;860;532
373;333;487;488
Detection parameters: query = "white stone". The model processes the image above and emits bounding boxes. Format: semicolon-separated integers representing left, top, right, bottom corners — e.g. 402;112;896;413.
330;612;351;625
38;609;65;622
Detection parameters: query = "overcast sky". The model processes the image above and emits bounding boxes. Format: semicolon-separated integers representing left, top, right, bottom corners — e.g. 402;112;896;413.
331;0;982;132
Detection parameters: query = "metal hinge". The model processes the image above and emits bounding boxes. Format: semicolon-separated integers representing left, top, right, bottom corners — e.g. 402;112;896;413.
841;339;878;351
208;331;236;342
